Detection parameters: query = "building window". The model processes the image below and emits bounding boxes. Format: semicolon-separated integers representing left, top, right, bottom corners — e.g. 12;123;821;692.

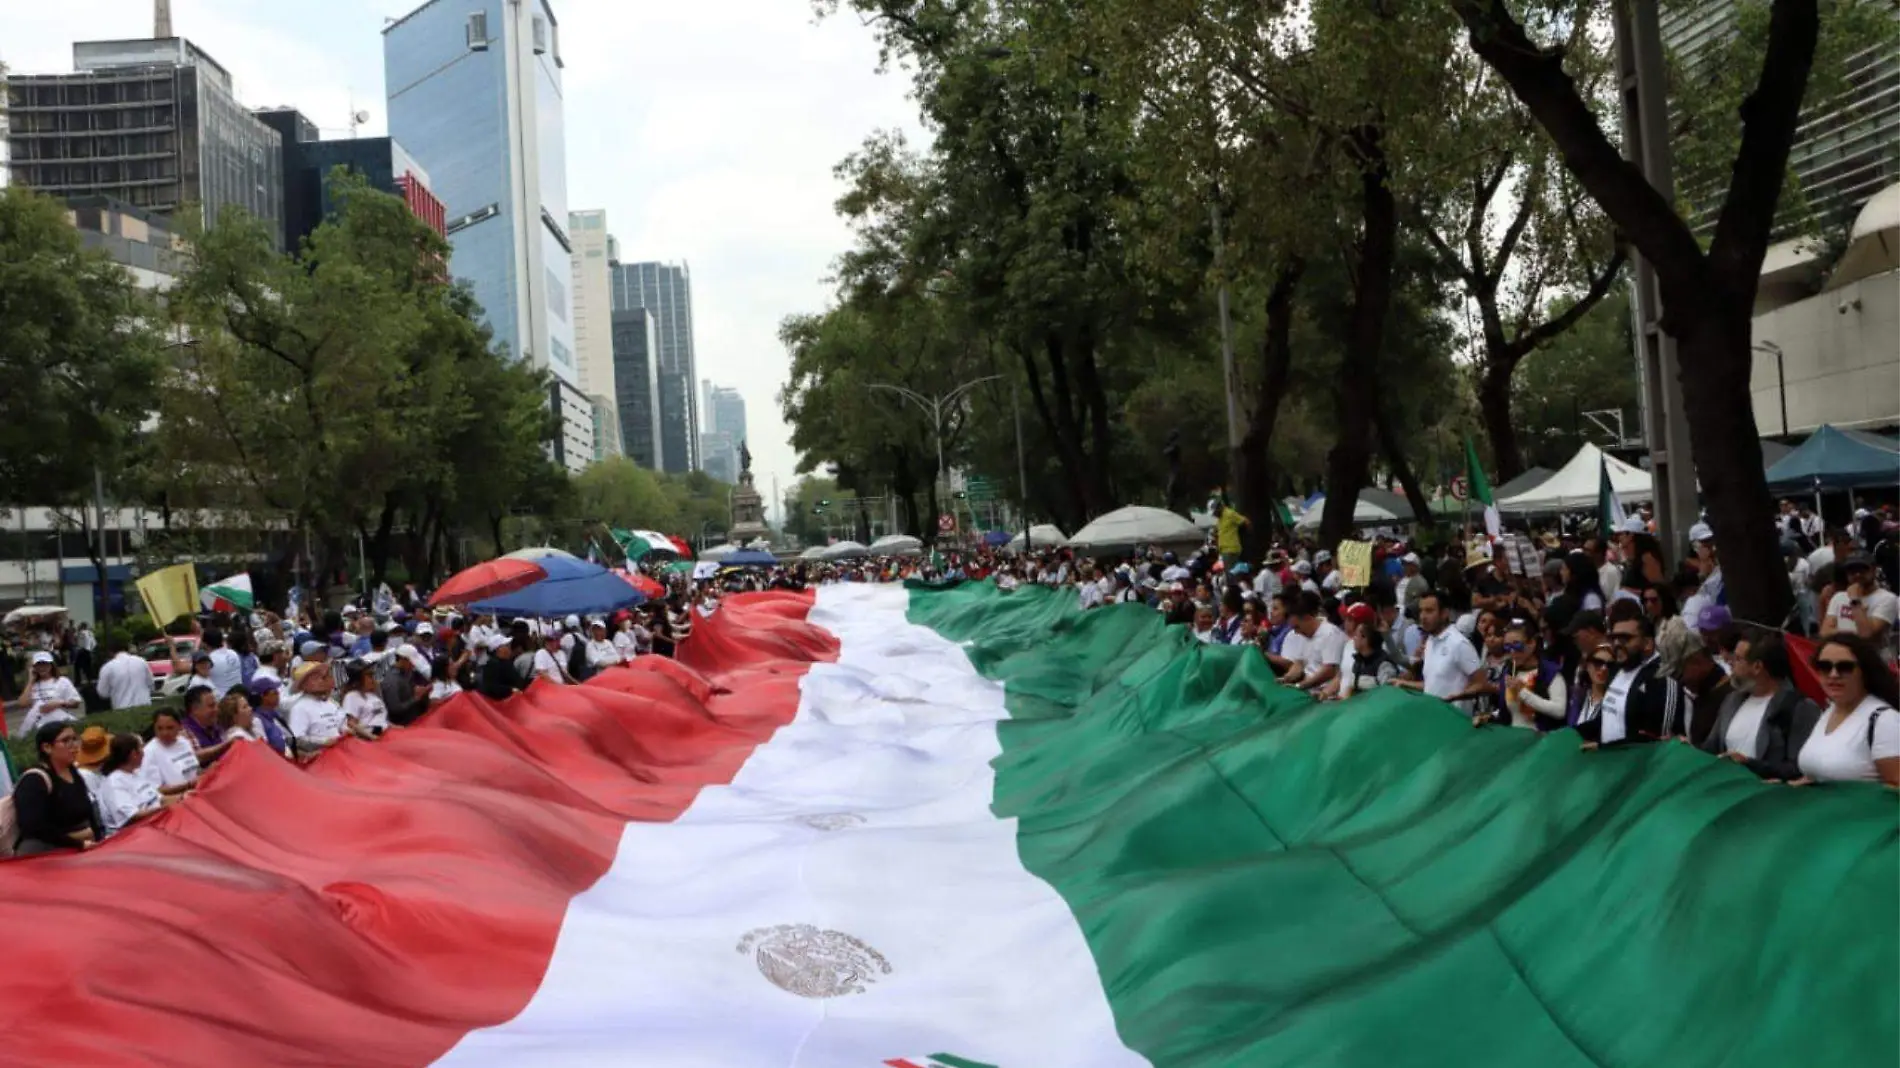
467;11;490;51
532;16;548;54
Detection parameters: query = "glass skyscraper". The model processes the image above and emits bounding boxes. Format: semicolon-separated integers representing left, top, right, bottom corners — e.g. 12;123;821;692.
384;0;593;470
610;261;700;473
611;307;664;471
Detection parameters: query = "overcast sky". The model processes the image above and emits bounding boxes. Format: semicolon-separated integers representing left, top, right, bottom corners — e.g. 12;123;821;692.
2;0;923;523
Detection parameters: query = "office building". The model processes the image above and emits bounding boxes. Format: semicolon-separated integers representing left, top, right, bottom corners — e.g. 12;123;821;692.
384;0;592;472
5;37;283;243
699;382;748;482
253;108;445;251
1662;2;1899;234
64;195;186;291
589;394;623;464
611;307;664;470
568;210;618;402
610;261;700;473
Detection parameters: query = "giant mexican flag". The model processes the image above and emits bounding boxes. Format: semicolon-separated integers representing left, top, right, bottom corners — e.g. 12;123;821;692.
2;584;1894;1066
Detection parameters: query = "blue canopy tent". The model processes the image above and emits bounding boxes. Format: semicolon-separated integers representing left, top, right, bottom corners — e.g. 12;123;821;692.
469;556;647;617
1765;425;1900;494
720;550;780;568
982;530;1012;547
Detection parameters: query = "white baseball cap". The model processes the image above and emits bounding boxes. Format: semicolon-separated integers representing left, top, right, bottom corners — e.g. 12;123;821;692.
1688;522;1715;543
29;651;54;666
1402;553;1420;565
1616;515;1646;534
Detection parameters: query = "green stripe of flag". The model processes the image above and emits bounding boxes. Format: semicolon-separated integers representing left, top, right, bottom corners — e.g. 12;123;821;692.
907;582;1896;1068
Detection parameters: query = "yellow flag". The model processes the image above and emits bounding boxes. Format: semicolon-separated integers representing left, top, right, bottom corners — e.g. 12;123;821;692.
1337;540;1374;588
135;563;200;627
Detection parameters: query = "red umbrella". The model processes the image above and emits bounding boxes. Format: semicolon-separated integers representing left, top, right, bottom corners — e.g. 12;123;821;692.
618;570;665;599
430;558;549;607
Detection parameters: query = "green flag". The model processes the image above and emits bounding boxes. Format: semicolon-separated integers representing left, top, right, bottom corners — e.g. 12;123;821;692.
611;528;654;561
1464;436;1500;538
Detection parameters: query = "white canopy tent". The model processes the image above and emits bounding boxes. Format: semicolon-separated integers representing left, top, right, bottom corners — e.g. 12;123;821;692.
822;541;870;561
700;543;741;563
1068;506;1204;554
869;534;924;557
1293;496;1400;532
1006;524;1070;552
1497;442;1651;514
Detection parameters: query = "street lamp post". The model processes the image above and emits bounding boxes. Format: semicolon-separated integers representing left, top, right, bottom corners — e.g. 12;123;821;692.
866;375;1005;531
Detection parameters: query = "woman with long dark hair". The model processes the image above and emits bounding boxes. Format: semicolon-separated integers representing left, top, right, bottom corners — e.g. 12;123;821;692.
97;732;166;836
11;721;103;854
1559;551;1605;614
1792;633;1899;786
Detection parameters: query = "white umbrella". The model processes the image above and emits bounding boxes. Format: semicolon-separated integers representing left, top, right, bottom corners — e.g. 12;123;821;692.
1005;524;1070;552
701;543;741;563
1293;495;1400;532
502;546;579;562
3;604;68;627
869;534;924;557
823;541;870;561
1068;506;1204;554
798;545;829;561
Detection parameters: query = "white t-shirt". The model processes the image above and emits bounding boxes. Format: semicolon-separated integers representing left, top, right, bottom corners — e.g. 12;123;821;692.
342;691;389;734
287;695;349;746
1321;570;1343;594
1420;628;1483;701
1279;629;1310;670
16;677;82;739
1598;561;1622;602
1078;582;1105;610
1825;588;1899;639
208;647;244;695
532;648;571;685
586;638;622;668
1599;655;1659;746
1797;694;1900;783
1300;621;1348;674
1723;694;1773;760
98;652;155;710
141;736;200;789
99;768;162;835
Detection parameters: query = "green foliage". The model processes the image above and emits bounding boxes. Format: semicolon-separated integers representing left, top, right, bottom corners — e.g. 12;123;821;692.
5;701;175;778
0;187;165;504
1513;286;1644;469
551;461;732;549
154;171;558;584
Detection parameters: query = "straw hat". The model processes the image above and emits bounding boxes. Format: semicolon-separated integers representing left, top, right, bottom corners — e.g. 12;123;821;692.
75;726;111;770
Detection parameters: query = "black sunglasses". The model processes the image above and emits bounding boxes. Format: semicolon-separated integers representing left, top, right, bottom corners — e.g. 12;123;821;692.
1608;632;1640;644
1813;658;1860;677
1588;659;1613;668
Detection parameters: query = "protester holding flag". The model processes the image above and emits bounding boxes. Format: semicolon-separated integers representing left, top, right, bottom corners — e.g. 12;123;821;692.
1464;436;1500;540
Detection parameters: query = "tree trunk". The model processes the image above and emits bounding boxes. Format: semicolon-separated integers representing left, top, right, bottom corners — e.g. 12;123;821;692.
368;495;398;585
1021;336;1094;530
1477;351;1526;482
1374;401;1435;525
1319;128;1399;550
1671;310;1793;625
488;513;507;557
1234;259;1303;560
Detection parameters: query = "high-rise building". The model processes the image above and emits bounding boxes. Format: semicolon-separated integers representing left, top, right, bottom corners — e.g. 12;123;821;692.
611;307;664;470
5;38;284;243
384;0;592;472
589;394;623;464
610;261;700;473
253;108;445;251
64;195;186;292
568;210;618;404
1662;2;1899;234
700;382;748;483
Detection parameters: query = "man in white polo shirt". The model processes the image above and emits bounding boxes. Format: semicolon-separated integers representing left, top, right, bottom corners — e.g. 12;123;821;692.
1283;592;1347;692
1391;590;1491;708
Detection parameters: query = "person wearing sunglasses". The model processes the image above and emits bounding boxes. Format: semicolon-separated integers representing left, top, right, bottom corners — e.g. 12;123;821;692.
1574;649;1616;728
1575;605;1685;745
1792;634;1900;786
1698;633;1819;781
1484;621;1566;731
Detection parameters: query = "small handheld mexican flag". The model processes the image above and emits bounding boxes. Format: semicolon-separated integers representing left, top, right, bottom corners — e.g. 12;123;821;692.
1463;436;1500;539
200;572;254;613
1599;454;1627;534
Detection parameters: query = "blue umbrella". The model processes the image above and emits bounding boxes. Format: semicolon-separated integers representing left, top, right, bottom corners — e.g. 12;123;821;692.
983;530;1011;546
469;555;648;616
721;550;780;568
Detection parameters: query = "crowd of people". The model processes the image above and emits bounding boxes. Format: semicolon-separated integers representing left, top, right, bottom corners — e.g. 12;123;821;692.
2;567;722;855
984;499;1900;789
4;498;1896;855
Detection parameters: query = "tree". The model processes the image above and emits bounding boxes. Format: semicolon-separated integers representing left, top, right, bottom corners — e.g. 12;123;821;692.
0;187;165;617
1513;284;1644;470
1441;0;1881;625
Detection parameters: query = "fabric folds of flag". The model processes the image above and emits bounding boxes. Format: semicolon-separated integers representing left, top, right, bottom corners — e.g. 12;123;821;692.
1599;453;1627;533
1464;435;1500;538
2;582;1892;1067
200;570;254;612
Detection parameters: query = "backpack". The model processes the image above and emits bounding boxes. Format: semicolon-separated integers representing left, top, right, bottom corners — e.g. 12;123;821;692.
0;768;55;859
566;639;592;684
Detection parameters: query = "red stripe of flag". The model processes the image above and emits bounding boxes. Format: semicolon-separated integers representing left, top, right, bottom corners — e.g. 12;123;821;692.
0;590;835;1066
